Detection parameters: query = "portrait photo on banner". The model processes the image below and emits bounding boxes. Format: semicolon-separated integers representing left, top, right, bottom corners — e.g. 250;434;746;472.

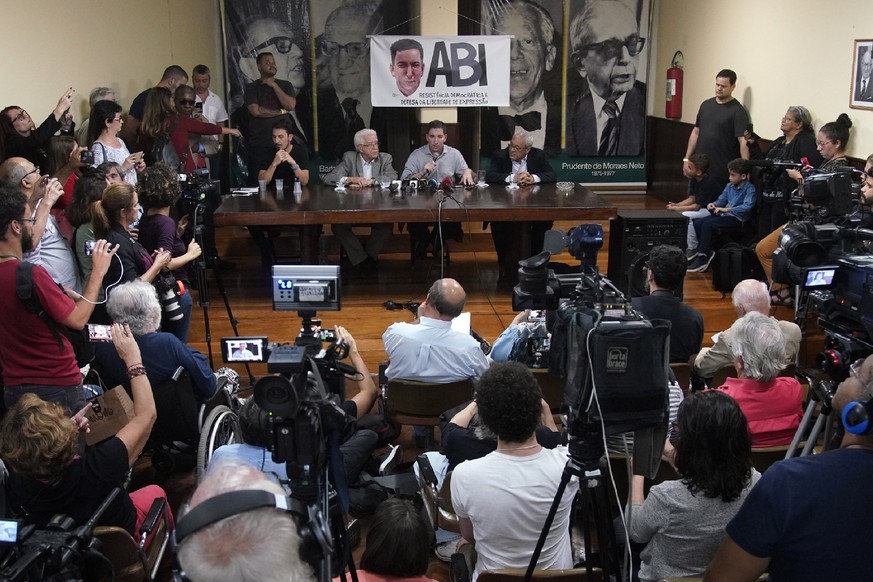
370;36;510;109
479;0;564;157
850;39;873;110
565;0;650;159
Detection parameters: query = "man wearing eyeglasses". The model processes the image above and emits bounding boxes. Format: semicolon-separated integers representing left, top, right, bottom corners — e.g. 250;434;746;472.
485;129;556;276
566;0;646;158
317;4;387;160
243;52;302;187
0;158;81;294
481;0;561;156
685;69;750;185
324;129;396;276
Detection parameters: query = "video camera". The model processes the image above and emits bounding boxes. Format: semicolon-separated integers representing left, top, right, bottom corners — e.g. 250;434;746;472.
774;222;873;379
787;170;860;222
510;225;670;472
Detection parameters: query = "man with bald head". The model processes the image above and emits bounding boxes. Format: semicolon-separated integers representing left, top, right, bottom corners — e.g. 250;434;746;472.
855;48;873;102
383;278;490;383
0;157;80;292
481;0;560;155
705;353;873;581
566;0;646;157
693;279;800;380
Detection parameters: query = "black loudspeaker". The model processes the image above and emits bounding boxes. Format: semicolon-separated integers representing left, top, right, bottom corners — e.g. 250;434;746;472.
607;210;688;299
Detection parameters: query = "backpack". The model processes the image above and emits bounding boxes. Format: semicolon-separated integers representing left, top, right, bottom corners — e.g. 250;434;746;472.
15;261;94;367
710;243;766;297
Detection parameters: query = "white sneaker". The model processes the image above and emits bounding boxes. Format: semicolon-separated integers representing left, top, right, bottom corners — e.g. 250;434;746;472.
379;444;402;476
434;539;459;562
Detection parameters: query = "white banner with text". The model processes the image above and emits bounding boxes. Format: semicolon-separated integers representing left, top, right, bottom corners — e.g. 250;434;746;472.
370;35;510;107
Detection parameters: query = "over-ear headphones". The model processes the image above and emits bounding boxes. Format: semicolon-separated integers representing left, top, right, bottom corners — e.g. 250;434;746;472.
174;489;293;547
842;398;873;435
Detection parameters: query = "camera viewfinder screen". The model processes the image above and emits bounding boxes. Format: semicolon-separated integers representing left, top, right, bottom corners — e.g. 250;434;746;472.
222;337;267;363
805;268;835;288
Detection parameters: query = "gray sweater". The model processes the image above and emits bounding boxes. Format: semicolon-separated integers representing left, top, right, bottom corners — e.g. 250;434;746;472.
629;469;761;582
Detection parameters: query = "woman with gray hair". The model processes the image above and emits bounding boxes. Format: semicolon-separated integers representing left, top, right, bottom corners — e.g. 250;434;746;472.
714;311;803;446
746;105;822;240
92;279;216;401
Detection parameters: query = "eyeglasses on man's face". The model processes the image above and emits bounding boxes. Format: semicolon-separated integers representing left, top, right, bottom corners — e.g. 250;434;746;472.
320;40;369;59
251;36;297;55
574;35;645;65
22;165;40;180
17;217;36;224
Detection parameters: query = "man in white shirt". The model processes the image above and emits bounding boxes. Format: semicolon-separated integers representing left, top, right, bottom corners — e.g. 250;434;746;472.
451;361;577;580
192;64;229;177
383;278;489;383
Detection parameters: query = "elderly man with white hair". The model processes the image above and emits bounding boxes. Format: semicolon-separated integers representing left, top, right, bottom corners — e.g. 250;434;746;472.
176;459;314;582
693;279;801;380
713;311;803;447
93;279;217;401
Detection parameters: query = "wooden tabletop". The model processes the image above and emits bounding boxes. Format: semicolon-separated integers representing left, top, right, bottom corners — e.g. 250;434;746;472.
214;183;618;226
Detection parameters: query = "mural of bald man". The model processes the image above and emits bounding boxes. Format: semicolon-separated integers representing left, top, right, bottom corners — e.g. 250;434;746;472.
480;0;562;155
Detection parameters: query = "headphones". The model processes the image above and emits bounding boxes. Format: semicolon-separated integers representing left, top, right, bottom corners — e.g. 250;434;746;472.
172;489;299;581
842;398;873;435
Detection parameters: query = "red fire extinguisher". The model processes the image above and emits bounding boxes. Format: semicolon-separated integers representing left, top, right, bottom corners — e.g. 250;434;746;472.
666;51;684;119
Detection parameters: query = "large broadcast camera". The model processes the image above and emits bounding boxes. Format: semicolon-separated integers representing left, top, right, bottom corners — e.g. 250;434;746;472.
787;169;860;223
512;225;670;473
219;266;356;579
773;221;873;380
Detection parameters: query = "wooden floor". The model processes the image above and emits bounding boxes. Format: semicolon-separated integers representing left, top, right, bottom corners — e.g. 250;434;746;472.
172;192;807;580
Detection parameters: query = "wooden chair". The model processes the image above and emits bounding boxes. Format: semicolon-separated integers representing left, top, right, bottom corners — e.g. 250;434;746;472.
670;361;693;393
531;369;565;412
419;462;460;534
94;497;171;582
385;378;475;449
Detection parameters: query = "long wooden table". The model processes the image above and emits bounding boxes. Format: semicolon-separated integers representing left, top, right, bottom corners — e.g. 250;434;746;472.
214;183;618;264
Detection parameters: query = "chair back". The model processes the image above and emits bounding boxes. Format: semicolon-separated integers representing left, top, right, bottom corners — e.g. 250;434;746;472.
94;527;147;581
531;369;564;412
385;378;474;425
150;367;199;443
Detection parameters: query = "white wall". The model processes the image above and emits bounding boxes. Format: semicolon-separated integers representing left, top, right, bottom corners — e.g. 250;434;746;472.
0;0;223;124
648;0;873;159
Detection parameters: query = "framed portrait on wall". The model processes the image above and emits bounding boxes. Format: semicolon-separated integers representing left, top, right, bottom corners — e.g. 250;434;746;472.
850;39;873;110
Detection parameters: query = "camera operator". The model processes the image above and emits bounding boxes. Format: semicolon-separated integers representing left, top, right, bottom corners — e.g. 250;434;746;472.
860;153;873;208
755;114;853;305
137;164;201;342
705;353;873;581
745;105;822;240
177;459;313;582
210;326;382;500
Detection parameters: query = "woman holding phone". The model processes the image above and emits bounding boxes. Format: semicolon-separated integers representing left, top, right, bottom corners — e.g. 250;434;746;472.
88;100;145;185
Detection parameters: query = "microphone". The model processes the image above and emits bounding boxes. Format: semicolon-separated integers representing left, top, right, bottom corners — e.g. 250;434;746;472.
427;178;439;192
747;159;803;169
439;177;454;191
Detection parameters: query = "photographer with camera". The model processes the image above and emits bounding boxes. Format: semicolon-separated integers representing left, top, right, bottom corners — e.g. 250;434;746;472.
137;164;201;342
0;87;76;168
755;113;853;306
93;280;217;402
705;353;873;581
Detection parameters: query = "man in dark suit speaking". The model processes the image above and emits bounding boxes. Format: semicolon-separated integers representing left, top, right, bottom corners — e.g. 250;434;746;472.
856;48;873;102
323;128;396;275
486;129;557;276
566;0;646;158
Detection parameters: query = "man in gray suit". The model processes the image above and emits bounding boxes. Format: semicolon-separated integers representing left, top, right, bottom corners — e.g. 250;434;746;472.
324;129;396;274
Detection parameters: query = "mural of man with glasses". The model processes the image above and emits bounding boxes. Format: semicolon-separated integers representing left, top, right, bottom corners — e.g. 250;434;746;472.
317;3;387;160
566;0;646;157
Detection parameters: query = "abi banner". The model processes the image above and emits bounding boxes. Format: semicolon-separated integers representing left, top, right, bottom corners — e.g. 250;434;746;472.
371;35;510;107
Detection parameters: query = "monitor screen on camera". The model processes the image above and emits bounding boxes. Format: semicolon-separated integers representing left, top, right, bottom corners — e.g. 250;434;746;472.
221;336;268;363
271;265;341;311
804;267;836;288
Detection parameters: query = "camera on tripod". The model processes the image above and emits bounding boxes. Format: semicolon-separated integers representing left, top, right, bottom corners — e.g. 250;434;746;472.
508;225;670;471
787;170;859;222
